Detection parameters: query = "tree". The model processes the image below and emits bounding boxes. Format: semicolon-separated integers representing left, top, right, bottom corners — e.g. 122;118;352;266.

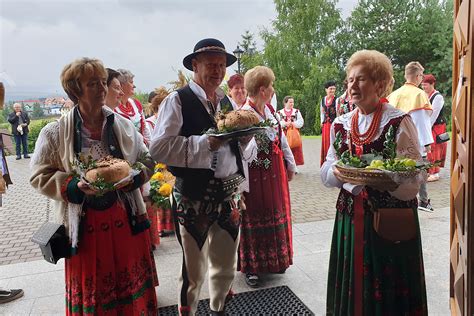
31;102;44;119
340;0;453;92
339;0;454;129
260;0;343;134
3;102;13;121
239;31;263;74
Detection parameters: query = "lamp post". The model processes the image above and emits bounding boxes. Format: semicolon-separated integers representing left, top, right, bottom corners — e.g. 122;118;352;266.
233;45;244;74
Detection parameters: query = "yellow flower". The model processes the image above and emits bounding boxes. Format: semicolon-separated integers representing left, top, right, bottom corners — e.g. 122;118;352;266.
151;172;164;181
155;163;166;170
159;183;172;196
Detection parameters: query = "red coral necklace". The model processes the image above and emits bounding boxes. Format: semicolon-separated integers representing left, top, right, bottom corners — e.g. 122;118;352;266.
350;102;383;146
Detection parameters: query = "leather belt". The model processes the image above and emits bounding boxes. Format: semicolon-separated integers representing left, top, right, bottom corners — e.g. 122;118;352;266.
175;173;245;202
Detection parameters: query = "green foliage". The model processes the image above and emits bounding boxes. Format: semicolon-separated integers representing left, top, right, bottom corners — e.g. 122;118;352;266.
31;102;44;119
3;104;13;121
243;0;454;135
27;119;54;153
0;110;7;124
340;0;453;91
259;0;343;135
238;31;264;74
133;90;150;106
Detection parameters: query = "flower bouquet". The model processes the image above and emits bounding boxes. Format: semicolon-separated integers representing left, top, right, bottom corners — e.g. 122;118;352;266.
149;163;175;209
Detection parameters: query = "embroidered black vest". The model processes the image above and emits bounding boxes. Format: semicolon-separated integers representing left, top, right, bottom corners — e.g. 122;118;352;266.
322;97;337;123
168;85;216;181
430;92;446;125
169;85;242;199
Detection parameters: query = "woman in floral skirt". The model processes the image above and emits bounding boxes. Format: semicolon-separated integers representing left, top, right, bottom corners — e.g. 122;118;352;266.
30;58;158;315
239;66;297;287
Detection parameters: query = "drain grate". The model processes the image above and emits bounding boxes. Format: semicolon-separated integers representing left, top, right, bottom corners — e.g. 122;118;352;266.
158;285;314;315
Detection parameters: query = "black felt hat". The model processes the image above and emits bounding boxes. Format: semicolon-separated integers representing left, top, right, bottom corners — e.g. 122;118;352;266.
183;38;237;71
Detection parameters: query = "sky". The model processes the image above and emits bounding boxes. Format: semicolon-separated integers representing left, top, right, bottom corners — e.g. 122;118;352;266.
0;0;358;101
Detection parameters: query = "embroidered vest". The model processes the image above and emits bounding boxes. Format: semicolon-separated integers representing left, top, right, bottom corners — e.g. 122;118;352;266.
169;85;243;199
430;92;446;125
322;97;337;123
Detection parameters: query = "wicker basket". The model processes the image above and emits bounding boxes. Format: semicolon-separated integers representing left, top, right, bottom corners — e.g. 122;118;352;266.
334;164;420;187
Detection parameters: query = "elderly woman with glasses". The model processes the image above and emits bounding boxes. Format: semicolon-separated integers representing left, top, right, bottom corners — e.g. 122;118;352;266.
321;50;428;315
30;58;158;315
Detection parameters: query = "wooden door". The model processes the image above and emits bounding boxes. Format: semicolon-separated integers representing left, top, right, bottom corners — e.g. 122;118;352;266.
451;0;474;314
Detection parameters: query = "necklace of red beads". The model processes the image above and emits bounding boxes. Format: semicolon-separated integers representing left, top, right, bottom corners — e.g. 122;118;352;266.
283;107;293;121
350;101;383;146
119;100;135;117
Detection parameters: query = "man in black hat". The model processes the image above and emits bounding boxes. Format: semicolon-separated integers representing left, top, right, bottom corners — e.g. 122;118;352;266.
149;38;256;315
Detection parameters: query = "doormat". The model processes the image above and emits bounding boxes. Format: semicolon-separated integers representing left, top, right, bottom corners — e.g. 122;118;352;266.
158;285;314;315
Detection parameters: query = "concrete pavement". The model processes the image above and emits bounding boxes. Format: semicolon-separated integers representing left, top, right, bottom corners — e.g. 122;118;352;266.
0;138;452;314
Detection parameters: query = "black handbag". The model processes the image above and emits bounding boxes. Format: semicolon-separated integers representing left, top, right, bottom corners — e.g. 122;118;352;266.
31;222;70;264
31;199;70;264
436;132;450;143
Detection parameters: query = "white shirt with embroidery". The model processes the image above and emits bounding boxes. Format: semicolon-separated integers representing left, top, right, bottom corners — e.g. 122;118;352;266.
149;80;257;188
277;108;304;129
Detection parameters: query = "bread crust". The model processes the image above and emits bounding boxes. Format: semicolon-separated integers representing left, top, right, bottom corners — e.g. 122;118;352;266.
216;110;260;131
85;156;131;183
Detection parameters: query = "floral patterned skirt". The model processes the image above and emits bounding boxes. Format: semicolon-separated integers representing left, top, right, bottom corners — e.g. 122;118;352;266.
65;202;158;315
239;149;293;274
326;208;428;315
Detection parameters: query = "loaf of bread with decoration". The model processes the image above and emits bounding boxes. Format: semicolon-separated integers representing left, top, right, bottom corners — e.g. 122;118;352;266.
216;110;260;131
85;156;131;183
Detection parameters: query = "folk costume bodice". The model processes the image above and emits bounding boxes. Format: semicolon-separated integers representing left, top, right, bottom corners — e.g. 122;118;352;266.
321;96;337;124
278;107;304;130
240;103;297;173
320;103;423;212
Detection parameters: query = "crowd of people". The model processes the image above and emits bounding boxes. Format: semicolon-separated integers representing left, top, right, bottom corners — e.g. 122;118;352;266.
0;36;444;315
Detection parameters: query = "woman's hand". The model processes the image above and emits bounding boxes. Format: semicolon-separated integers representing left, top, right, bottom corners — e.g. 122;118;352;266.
333;166;344;182
77;181;99;195
287;170;295;181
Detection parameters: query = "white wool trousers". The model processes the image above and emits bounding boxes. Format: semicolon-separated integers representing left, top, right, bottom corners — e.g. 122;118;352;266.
176;221;240;315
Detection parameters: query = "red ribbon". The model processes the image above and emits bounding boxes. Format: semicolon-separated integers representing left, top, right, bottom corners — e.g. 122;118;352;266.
353;189;368;316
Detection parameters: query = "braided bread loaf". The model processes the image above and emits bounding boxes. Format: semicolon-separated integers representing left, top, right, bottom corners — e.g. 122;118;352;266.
85;156;131;183
217;110;260;132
